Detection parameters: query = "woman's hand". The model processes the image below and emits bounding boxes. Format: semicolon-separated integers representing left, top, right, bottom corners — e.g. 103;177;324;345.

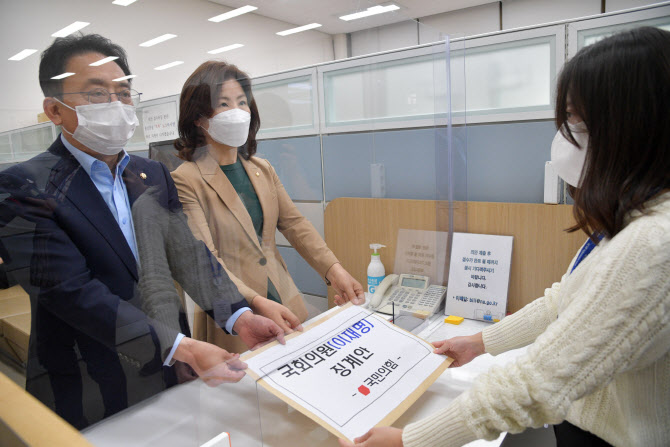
338;427;403;447
432;332;486;368
251;296;303;334
173;337;247;386
326;263;366;306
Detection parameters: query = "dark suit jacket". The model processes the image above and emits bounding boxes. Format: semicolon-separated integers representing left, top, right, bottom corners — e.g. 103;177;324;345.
0;137;246;428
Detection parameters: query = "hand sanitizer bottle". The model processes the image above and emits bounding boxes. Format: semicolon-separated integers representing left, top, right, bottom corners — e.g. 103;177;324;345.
367;244;386;294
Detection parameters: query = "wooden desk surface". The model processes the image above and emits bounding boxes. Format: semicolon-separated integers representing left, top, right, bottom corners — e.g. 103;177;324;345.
0;372;93;447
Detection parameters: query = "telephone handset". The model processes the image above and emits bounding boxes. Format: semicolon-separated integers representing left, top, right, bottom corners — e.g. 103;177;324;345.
368;273;447;319
369;274;399;309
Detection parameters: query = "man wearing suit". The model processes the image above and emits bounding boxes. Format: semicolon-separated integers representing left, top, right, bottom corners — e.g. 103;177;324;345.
0;34;286;429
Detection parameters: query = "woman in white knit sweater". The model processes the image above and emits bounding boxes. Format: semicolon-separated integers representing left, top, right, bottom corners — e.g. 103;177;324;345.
340;26;670;447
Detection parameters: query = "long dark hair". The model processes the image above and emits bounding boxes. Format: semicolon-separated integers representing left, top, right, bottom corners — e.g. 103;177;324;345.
555;26;670;240
175;61;260;161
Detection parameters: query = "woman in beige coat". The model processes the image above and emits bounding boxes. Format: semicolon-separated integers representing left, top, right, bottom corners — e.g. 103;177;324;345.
172;61;364;353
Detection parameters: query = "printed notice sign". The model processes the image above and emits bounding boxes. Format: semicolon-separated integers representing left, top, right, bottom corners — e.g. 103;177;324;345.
445;232;513;322
394;229;449;285
243;304;450;441
142;102;178;143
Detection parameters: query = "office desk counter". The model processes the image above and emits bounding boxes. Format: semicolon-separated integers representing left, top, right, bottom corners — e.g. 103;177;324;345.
83;310;526;447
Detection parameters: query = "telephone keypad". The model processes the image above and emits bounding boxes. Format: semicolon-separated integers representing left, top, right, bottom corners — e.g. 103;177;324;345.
385;285;447;315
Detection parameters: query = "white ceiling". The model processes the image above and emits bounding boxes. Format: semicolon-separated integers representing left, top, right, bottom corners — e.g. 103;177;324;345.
208;0;500;34
1;0;498;132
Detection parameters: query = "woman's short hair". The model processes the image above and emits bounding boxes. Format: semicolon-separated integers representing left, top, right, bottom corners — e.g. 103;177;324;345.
175;61;260;161
555;26;670;240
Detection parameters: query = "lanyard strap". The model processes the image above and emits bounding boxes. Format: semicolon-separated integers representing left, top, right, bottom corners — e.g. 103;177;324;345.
570;233;604;274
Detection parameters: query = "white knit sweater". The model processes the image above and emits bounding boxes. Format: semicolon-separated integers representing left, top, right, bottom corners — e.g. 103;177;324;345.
403;192;670;447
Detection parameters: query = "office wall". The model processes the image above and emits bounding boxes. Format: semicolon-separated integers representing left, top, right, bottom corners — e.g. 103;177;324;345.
350;21;419;57
501;0;601;29
253;118;557;311
419;3;501;43
353;0;655;58
606;0;663;12
351;3;502;57
4;2;666;314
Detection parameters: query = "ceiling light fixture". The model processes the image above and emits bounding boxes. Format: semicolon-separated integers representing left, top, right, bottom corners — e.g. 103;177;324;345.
276;23;322;36
208;43;244;54
112;0;138;5
51;72;76;80
154;61;183;70
339;4;400;21
209;5;257;22
52;21;90;37
140;34;177;47
8;49;38;61
113;74;137;81
89;56;119;66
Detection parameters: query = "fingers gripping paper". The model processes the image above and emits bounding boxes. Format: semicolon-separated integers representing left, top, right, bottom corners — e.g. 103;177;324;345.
242;304;451;441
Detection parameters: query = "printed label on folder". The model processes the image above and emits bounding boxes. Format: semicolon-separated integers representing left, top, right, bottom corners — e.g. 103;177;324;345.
243;305;449;441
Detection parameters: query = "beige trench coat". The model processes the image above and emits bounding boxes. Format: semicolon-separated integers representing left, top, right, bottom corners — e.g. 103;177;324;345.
171;148;338;352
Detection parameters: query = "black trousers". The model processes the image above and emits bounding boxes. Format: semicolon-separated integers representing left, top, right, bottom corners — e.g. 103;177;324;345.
554;421;613;447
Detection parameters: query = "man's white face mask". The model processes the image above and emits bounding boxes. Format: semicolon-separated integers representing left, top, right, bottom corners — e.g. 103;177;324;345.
56;99;139;156
550;121;589;187
202;108;251;148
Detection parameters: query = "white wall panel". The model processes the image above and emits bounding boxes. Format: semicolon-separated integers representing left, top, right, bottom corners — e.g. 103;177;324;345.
502;0;600;29
419;3;501;44
606;0;664;12
351;20;418;57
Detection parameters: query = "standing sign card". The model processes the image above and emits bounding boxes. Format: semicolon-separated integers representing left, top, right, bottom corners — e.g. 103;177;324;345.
394;229;449;285
242;304;451;442
142;102;178;143
445;232;513;322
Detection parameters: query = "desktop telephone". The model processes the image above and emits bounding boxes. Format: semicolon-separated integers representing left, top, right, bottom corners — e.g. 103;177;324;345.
368;274;447;319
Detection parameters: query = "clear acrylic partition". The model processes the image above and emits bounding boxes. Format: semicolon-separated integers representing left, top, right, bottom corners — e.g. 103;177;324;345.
254;73;317;137
1;0;666;445
0;0;464;444
249;10;466;447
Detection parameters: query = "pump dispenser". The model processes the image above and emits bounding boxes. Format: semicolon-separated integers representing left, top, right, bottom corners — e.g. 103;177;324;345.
367;244;386;294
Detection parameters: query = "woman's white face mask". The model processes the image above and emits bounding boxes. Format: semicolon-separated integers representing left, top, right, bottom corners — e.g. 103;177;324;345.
56;99;139;156
202;108;251;148
550;121;589;188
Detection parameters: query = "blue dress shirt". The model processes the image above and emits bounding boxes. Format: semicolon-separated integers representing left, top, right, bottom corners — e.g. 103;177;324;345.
61;134;138;260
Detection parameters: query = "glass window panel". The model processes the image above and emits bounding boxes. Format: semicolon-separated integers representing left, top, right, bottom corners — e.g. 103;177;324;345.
578;16;670;48
129;108;147;146
255;75;314;134
10;125;53;158
324;35;554;127
453;36;554;115
0;133;12;160
324;54;448;127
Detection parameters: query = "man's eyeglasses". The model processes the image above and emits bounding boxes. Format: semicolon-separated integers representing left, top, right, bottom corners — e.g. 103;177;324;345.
59;88;142;106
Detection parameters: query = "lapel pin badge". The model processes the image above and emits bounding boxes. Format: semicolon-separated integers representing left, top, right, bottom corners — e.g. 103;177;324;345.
140;172;147;180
